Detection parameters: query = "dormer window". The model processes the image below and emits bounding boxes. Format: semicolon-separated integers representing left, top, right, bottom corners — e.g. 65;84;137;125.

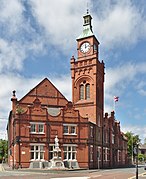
79;81;90;100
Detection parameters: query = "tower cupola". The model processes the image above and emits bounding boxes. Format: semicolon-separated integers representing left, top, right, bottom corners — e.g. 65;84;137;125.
83;9;93;31
77;10;94;40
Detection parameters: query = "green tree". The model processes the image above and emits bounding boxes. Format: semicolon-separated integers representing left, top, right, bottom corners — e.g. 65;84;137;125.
125;131;141;157
138;153;144;162
0;139;8;163
144;138;146;145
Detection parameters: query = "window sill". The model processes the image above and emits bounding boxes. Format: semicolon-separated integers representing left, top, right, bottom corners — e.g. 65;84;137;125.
38;132;45;134
63;159;77;161
75;100;94;105
30;132;45;134
63;134;77;136
30;159;45;161
30;132;37;134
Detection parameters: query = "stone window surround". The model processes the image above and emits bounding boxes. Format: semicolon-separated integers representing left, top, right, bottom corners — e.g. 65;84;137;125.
90;145;93;161
63;144;77;161
63;124;77;135
103;147;110;161
30;122;45;134
79;82;90;100
29;143;45;161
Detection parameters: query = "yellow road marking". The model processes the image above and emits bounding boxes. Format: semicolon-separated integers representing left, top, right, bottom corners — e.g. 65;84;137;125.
128;172;146;179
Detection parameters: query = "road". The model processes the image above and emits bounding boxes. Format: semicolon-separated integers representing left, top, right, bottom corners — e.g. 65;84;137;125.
0;164;146;179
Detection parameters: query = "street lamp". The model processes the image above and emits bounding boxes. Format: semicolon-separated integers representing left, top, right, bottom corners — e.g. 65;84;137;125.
133;143;139;179
131;136;133;164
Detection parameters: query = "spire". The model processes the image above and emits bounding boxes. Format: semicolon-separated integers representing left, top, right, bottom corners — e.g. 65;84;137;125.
77;10;94;40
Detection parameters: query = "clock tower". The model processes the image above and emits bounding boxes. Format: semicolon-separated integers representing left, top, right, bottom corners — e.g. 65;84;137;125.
70;11;104;125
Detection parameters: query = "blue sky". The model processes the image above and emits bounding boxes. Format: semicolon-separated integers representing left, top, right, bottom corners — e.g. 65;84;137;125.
0;0;146;142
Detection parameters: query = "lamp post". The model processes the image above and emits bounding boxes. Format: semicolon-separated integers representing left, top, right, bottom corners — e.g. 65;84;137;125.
131;136;133;164
134;143;139;179
136;143;139;179
16;106;24;169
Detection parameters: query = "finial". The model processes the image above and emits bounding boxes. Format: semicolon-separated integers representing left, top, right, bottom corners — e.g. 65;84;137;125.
87;1;89;14
12;90;16;97
11;90;17;101
87;8;89;14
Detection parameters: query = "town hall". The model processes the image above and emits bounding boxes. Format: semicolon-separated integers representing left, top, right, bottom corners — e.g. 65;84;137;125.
7;11;128;169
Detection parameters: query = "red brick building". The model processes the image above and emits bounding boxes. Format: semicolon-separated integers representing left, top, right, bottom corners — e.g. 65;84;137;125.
7;12;128;169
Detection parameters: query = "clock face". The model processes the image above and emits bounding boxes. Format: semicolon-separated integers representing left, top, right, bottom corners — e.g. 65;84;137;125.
80;42;90;53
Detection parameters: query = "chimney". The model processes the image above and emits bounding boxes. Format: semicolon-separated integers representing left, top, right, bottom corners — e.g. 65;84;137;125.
105;112;108;118
11;90;17;112
111;111;115;118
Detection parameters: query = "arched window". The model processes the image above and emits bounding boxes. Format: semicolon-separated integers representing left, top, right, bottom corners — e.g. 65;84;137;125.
85;84;90;99
79;84;84;100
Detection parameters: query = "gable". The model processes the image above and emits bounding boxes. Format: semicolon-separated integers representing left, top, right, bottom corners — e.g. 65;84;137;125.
19;78;68;107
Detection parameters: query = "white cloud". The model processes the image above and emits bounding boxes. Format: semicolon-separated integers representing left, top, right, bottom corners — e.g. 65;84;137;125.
0;39;26;72
0;0;24;35
135;81;146;96
0;37;45;73
105;62;146;93
122;125;146;143
29;0;86;53
0;0;145;74
0;0;46;73
29;0;146;53
94;0;146;49
104;62;146;112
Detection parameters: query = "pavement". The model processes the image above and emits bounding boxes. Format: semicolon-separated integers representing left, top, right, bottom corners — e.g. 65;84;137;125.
0;163;94;179
0;163;146;179
0;163;89;173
